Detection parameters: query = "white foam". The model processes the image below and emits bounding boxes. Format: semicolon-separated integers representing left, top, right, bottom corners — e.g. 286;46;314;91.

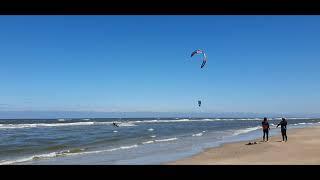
131;118;205;124
148;128;154;131
113;130;118;133
291;122;314;126
155;137;178;142
93;122;114;125
57;119;65;122
0;122;96;129
117;122;136;127
0;152;59;165
233;126;261;136
0;121;138;130
0;157;34;165
289;118;313;120
60;148;85;154
192;132;203;137
132;118;222;124
97;144;139;152
57;145;138;155
120;144;138;149
150;135;156;138
142;140;154;144
33;152;58;159
235;118;262;121
0;124;37;129
82;119;90;121
0;144;139;165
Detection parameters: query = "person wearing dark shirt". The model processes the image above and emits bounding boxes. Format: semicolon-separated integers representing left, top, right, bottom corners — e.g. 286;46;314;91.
113;122;119;127
262;117;270;142
277;118;288;142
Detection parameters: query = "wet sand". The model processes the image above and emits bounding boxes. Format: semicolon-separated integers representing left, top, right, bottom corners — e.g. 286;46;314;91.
168;126;320;165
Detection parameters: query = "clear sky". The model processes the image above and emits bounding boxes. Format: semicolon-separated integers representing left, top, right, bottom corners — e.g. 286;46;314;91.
1;15;320;116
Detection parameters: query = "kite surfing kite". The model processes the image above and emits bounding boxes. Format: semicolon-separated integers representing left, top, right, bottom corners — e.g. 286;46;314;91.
191;49;208;107
191;49;207;69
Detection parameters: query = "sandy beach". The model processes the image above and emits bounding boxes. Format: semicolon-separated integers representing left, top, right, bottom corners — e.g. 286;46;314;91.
169;126;320;165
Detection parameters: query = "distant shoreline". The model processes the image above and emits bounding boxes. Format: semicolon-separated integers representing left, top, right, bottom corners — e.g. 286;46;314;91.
168;126;320;164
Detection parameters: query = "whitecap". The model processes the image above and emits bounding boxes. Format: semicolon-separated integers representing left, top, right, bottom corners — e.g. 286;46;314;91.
192;133;203;137
233;126;261;136
155;138;178;142
142;141;154;144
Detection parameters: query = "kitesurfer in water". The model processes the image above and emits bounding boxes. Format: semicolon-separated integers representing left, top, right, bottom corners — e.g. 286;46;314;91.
113;122;119;127
190;49;207;107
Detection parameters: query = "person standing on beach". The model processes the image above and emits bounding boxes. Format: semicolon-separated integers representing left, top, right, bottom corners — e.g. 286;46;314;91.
277;118;288;142
262;117;270;142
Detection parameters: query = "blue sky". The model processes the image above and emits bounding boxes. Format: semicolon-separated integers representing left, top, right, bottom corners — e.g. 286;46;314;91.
1;16;320;116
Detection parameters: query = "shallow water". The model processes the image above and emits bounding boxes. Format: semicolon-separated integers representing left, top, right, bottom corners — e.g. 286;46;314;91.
0;117;319;165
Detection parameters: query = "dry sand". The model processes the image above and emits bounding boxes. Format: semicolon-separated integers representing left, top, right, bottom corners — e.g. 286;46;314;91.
168;126;320;165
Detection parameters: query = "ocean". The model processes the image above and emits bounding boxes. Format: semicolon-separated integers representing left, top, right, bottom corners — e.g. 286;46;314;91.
0;117;319;165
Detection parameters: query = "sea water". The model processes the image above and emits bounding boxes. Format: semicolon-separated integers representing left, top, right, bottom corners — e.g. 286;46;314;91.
0;117;319;165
